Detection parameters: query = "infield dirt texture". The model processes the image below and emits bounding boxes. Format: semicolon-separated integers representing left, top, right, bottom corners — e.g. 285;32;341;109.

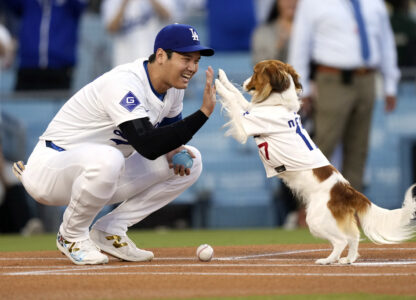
1;243;416;299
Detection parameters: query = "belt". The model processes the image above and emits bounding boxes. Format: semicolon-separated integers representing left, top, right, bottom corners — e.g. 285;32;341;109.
316;65;375;75
45;140;66;152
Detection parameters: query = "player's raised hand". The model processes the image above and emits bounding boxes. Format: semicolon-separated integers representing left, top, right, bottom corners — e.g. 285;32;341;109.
200;66;216;117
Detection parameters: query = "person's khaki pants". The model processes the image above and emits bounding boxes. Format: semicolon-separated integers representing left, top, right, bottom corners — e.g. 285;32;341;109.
313;71;376;191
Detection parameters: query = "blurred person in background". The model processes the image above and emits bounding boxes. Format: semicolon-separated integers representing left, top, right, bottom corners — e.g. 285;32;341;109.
0;113;42;234
386;0;416;71
289;0;400;192
0;23;34;234
0;21;33;234
101;0;183;67
0;21;14;69
251;0;298;64
251;0;305;229
3;0;88;91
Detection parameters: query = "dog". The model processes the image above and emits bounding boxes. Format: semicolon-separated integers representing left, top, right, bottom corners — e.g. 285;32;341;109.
215;59;416;264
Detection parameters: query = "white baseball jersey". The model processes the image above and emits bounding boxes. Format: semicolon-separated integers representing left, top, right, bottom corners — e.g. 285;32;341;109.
242;105;329;177
40;58;184;157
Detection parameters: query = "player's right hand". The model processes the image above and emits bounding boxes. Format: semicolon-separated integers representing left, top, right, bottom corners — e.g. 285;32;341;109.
167;147;195;176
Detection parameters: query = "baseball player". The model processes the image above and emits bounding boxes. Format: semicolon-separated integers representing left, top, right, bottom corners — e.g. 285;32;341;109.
12;23;216;265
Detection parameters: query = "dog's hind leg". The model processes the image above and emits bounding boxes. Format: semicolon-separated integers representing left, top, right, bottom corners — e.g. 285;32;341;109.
306;205;348;264
339;235;359;264
315;237;347;265
339;224;360;264
308;221;348;264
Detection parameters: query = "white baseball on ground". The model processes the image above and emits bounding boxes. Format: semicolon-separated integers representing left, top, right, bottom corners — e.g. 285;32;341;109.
196;244;214;262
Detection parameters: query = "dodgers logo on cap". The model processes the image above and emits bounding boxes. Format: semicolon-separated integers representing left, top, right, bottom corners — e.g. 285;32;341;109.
153;23;214;56
189;28;199;41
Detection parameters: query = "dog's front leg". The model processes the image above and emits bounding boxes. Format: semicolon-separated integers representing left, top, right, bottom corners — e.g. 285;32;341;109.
218;69;251;111
215;78;249;144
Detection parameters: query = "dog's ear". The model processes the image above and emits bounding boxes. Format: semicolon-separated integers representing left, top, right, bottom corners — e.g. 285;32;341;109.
267;62;292;93
283;63;303;93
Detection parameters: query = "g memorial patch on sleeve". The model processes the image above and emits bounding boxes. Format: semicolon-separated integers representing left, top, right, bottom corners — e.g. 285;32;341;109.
120;91;140;112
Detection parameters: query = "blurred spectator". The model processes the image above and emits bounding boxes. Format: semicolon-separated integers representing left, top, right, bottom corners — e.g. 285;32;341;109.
101;0;183;67
3;0;88;91
386;0;416;69
254;0;275;24
251;0;304;229
207;0;256;51
0;111;44;234
0;23;15;69
251;0;298;64
0;23;32;233
289;0;400;192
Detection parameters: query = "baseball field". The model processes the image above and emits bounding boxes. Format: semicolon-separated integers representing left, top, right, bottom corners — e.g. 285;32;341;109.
0;228;415;300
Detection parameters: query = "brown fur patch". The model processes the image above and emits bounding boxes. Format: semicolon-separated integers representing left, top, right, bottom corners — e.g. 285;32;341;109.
312;165;338;182
327;182;371;235
245;60;302;103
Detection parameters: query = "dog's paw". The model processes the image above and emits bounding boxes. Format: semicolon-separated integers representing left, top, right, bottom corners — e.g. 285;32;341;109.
339;253;359;265
315;258;333;265
338;257;353;265
215;80;232;103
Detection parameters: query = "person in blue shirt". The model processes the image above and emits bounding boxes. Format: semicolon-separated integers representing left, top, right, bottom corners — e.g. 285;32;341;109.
3;0;88;90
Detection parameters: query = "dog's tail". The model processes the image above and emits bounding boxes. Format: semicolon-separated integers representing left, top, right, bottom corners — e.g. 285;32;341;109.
358;184;416;244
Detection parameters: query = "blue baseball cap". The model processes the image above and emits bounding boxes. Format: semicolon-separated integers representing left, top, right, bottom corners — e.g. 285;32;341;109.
154;23;214;56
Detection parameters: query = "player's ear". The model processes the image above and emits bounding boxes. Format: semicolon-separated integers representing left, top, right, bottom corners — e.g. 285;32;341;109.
155;48;166;63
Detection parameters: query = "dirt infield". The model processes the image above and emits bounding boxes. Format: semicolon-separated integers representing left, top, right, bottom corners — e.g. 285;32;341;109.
1;243;416;299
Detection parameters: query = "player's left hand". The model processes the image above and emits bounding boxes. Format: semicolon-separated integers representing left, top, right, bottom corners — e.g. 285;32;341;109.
200;66;216;117
167;146;195;176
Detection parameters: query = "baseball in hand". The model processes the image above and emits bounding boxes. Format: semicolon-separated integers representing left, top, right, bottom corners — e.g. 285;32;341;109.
172;150;193;169
196;244;214;262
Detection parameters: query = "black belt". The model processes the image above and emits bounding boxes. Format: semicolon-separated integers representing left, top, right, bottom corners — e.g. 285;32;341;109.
45;140;66;152
316;65;375;85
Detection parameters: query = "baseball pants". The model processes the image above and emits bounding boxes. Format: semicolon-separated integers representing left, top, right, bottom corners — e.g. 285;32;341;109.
21;141;202;241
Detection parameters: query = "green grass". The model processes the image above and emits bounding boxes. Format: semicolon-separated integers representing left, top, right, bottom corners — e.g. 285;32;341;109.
1;227;415;252
0;228;323;252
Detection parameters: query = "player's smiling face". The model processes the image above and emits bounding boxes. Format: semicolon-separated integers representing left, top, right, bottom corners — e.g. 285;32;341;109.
164;51;200;89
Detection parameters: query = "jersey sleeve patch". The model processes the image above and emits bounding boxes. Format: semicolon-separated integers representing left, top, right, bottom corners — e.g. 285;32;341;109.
119;91;141;112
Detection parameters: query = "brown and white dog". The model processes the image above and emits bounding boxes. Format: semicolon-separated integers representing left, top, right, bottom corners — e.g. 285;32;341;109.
215;60;416;264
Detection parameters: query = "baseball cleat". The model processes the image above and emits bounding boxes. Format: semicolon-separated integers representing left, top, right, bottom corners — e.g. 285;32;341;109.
90;229;154;262
56;231;109;265
12;161;25;180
